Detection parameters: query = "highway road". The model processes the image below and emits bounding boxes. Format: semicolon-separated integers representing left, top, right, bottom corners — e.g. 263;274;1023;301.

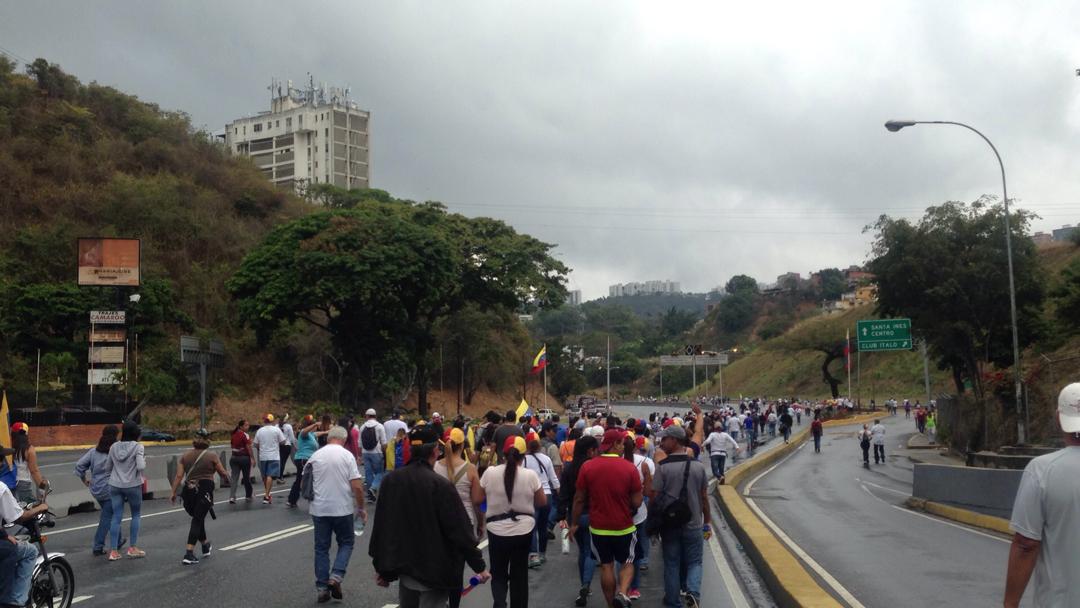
745;414;1030;608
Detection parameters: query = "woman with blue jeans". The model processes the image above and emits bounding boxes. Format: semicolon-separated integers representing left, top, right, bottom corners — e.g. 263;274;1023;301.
524;433;559;568
105;421;147;561
557;435;599;607
73;425;124;555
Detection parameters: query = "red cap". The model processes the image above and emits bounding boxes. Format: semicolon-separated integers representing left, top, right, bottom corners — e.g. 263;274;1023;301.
635;435;646;449
525;431;539;443
600;428;627;452
661;419;674;429
503;435;527;454
10;422;28;434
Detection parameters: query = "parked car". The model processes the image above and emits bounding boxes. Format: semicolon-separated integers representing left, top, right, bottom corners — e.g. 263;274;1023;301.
140;428;175;442
536;408;556;420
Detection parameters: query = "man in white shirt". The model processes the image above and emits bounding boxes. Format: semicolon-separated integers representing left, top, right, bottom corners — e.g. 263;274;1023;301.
726;414;740;441
869;420;886;464
308;426;366;603
703;429;740;480
358;409;387;500
0;476;48;607
383;410;408;442
1005;383;1080;608
253;413;286;504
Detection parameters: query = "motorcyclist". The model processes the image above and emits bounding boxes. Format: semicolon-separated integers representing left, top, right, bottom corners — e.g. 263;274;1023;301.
0;454;50;608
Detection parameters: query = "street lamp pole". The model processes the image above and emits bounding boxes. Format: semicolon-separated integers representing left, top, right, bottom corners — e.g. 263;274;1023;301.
885;119;1025;444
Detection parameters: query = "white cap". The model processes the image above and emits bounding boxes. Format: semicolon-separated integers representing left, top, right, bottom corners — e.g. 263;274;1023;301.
587;426;604;438
1057;383;1080;433
365;408;377;417
432;412;442;420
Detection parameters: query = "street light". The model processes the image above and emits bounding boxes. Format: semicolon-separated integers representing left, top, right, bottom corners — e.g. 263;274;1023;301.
884;119;1026;444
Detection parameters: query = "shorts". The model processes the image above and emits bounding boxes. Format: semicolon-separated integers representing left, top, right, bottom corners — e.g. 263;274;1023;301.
589;530;636;565
258;460;281;479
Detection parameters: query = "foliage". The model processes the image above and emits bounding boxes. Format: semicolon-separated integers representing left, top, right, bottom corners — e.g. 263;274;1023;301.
1051;258;1080;333
716;290;758;334
866;198;1045;398
586;293;706;319
817;268;847;301
725;274;759;295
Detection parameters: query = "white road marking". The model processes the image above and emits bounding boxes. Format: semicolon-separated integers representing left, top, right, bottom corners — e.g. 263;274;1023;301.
50;488;293;536
72;595;94;604
853;478;909;497
889;505;1010;544
220;523;312;551
743;442;867;608
707;531;750;608
381;605;399;608
236;525;313;551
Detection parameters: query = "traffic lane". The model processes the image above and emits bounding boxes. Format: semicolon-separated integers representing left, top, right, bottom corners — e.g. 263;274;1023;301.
45;485;744;608
748;422;1029;608
36;443;233;469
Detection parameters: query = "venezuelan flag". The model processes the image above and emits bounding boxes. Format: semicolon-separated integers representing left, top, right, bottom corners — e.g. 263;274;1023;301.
515;398;531;421
529;346;547;375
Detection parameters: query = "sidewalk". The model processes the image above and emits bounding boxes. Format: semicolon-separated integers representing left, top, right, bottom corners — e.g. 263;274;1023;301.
897;430;966;466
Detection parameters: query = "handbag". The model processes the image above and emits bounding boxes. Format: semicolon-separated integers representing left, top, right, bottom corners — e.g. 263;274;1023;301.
646;458;693;535
181;449;209;515
301;461;314;501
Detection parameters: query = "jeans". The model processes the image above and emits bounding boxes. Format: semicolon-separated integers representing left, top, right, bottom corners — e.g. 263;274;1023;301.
109;484;142;549
288;458;308;505
488;531;531;608
782;425;791;442
14;480;34;504
709;454;727;479
861;442;870;464
313;515;355;590
768;422;776;437
575;513;597;587
630;524;649;590
0;540;37;606
813;434;821;452
93;495;120;552
362;451;385;493
873;444;885;463
229;454;253;500
661;527;703;608
530;499;552;555
279;445;293;479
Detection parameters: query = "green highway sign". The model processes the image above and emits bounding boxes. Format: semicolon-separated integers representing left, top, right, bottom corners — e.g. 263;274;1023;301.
856;318;912;352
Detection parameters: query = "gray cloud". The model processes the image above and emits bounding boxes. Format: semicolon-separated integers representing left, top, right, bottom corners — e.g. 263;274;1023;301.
3;1;1079;299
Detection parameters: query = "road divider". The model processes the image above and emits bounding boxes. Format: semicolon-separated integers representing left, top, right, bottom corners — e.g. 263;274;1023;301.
903;497;1011;535
221;523;313;551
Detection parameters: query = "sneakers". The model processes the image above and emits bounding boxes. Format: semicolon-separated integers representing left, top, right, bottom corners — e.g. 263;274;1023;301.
126;547;146;559
613;593;631;608
328;578;343;600
527;553;542;569
228;498;236;505
107;550;121;561
262;496;272;505
627;589;641;601
681;591;700;608
286;502;297;508
575;586;590;607
201;542;212;557
182;552;199;565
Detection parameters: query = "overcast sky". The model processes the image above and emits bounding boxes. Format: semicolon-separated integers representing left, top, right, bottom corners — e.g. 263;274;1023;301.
3;2;1080;299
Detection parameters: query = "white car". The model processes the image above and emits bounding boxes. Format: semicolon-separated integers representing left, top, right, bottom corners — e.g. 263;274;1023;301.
536;408;556;419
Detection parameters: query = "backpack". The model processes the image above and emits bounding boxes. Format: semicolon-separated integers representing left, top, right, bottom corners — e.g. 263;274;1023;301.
360;424;378;451
646;457;693;535
477;442;497;474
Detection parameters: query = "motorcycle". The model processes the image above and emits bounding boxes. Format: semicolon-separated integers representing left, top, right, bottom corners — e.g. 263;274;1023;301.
8;484;75;608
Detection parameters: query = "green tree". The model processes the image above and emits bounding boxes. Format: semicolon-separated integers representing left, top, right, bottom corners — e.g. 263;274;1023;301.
1052;259;1080;332
866;198;1045;397
817;268;847;301
716;291;757;333
725;274;759;295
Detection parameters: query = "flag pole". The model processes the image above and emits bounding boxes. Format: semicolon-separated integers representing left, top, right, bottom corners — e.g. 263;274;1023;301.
846;328;852;404
543;344;548;409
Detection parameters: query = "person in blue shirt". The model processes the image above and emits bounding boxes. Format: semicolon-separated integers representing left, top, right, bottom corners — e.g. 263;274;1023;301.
288;415;323;508
553;415;567;446
73;425;125;555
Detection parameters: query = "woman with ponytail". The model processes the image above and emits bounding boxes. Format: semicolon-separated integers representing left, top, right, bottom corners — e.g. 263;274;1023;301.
228;419;254;503
478;436;544;608
434;428;484;608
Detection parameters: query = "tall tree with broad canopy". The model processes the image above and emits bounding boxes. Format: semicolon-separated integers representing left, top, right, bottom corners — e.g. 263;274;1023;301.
228;190;568;414
866;198;1045;398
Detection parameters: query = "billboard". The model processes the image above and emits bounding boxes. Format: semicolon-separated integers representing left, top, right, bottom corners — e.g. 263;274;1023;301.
78;238;140;286
89;310;126;324
89;327;126;342
87;368;123;385
89;346;125;364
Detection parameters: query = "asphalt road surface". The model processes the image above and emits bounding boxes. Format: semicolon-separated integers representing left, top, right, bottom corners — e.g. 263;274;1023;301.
745;414;1030;608
34;463;755;608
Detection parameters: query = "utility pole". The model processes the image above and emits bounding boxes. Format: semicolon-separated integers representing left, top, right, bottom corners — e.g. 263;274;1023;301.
606;335;611;404
920;338;931;406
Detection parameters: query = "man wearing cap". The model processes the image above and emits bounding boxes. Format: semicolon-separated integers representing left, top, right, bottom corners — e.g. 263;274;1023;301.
371;425;490;608
0;465;48;608
359;409;387;502
652;424;710;608
253;414;286;504
308;426;366;602
571;428;643;608
1004;383;1080;608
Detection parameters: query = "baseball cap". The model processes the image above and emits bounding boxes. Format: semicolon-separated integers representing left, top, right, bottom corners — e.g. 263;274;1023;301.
447;428;466;445
10;422;28;434
635;435;646;450
303;414;315;425
503;435;527;454
525;431;540;443
432;412;442;421
194;428;211;439
587;425;604;438
264;413;275;423
409;425;439;446
1058;383;1080;433
600;428;627;452
365;408;377;417
660;425;687;441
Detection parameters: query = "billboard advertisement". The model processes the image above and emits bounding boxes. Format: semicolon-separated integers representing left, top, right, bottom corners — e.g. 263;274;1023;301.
89;327;126;343
78;238;140;286
87;368;123;385
89;310;126;324
89;346;125;364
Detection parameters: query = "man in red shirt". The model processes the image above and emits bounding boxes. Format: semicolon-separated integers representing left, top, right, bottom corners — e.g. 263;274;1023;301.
571;428;643;608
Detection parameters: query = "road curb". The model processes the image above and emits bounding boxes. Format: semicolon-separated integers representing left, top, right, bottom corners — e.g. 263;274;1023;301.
904;497;1012;535
716;425;843;607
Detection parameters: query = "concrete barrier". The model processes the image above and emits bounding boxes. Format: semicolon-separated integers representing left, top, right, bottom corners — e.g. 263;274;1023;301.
911;463;1023;519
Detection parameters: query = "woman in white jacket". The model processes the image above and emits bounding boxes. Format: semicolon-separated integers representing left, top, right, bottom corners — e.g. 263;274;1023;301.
105;421;147;561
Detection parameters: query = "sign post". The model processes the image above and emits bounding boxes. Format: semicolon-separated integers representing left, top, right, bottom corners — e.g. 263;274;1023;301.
181;337;225;430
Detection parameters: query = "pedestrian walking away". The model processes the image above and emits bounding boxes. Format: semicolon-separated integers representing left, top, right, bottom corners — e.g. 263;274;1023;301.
229;419;254;504
359;408;388;501
857;424;872;467
811;415;824;453
105;421;147;560
278;416;295;482
479;435;544;608
73;424;125;556
370;425;490;608
870;419;886;464
289;415;321;508
571;428;643;608
524;431;560;569
557;435;599;607
702;428;739;481
306;425;367;602
253;413;286;504
1004;383;1080;608
170;429;231;565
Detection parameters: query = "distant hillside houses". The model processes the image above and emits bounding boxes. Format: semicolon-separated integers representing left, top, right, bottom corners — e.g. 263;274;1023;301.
608;280;681;297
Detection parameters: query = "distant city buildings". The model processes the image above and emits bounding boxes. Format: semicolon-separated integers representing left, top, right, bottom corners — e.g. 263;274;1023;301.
566;289;582;306
1051;224;1078;241
608;280;681;297
224;77;371;195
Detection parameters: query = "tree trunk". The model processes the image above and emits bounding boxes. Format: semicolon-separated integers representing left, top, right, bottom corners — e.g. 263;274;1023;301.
821;349;842;398
416;350;429;417
951;364;965;395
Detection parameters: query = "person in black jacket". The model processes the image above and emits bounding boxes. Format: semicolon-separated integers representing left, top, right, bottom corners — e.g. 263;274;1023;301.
557;435;599;607
370;426;490;607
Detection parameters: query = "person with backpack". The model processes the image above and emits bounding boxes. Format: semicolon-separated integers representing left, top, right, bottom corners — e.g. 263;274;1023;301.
650;425;709;608
359;409;387;501
169;429;230;565
524;431;560;569
73;425;125;556
811;414;824;453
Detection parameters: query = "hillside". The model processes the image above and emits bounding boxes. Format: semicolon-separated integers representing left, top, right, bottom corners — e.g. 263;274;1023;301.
585;293;708;319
